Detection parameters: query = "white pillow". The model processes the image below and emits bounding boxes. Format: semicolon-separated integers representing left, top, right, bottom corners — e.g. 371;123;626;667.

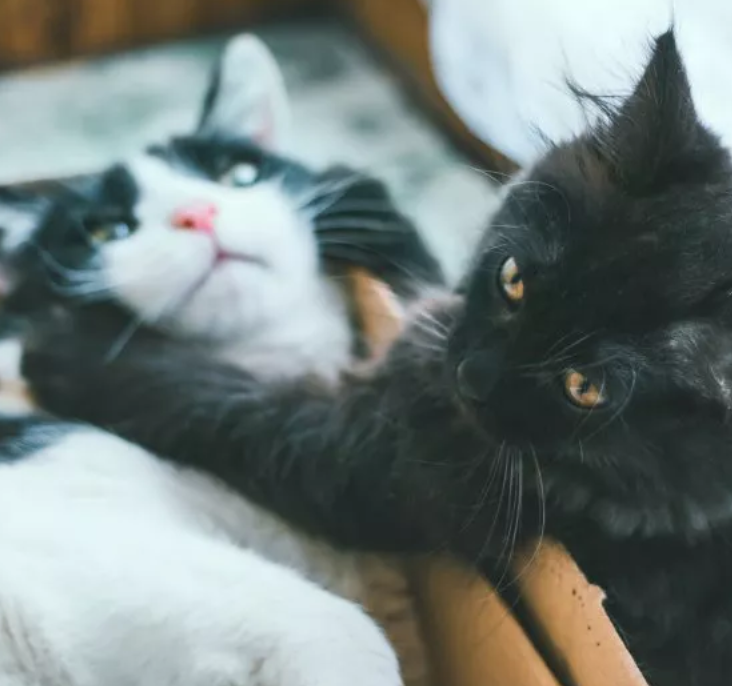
429;0;732;166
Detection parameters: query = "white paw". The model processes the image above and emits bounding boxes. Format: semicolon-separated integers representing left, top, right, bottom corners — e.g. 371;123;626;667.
257;595;402;686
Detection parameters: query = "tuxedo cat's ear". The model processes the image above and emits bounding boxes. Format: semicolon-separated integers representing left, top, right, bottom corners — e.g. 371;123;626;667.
594;30;726;190
0;188;41;255
197;34;291;150
0;188;44;296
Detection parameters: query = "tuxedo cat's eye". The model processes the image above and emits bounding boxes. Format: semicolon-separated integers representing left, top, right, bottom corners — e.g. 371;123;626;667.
564;370;607;409
88;219;137;244
498;256;524;304
221;163;259;187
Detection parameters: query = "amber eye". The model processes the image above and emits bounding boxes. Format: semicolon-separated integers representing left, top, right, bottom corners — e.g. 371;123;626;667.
564;370;607;409
498;256;524;304
89;220;137;244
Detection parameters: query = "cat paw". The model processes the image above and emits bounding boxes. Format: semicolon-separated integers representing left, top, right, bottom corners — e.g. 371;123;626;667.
254;597;402;686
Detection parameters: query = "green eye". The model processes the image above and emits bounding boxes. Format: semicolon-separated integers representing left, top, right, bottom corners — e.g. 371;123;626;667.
89;220;136;244
221;162;259;187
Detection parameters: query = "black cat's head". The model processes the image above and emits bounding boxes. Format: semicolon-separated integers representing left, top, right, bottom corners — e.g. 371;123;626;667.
0;36;440;348
450;32;732;537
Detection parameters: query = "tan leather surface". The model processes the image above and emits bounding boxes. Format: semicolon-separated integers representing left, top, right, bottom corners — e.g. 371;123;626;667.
352;269;648;686
514;541;649;686
413;558;562;686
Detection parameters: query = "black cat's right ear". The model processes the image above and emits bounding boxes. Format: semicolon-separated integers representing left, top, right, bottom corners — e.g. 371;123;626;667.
197;34;291;151
593;30;727;190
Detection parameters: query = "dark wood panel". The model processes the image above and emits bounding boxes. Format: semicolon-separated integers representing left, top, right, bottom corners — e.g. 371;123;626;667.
0;0;69;67
0;0;318;69
335;0;517;174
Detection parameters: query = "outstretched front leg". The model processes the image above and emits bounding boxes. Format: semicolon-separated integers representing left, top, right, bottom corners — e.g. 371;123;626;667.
23;300;500;558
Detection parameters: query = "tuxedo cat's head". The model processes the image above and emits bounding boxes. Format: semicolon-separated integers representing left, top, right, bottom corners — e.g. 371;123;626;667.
0;36;440;376
450;32;732;537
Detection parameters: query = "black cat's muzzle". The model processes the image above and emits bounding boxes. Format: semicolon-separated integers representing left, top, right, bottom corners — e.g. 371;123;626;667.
455;349;503;405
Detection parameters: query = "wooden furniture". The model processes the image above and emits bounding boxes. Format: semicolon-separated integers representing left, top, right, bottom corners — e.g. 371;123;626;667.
0;0;314;68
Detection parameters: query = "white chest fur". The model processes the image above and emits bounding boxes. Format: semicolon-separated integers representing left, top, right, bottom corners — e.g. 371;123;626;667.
0;428;399;686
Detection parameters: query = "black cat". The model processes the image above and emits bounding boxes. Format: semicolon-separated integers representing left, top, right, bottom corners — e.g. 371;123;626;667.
24;32;732;686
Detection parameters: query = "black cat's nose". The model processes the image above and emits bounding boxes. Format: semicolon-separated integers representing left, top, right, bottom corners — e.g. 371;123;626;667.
456;351;502;403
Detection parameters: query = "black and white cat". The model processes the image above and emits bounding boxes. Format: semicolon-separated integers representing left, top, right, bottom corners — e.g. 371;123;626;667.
0;35;441;686
29;32;732;686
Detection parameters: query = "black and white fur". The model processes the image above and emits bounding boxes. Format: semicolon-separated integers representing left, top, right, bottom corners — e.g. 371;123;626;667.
0;35;441;686
26;33;732;686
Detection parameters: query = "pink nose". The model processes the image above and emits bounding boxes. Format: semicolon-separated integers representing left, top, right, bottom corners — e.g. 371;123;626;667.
171;202;218;233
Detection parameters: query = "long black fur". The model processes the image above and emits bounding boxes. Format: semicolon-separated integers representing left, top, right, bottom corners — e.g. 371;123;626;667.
22;31;732;686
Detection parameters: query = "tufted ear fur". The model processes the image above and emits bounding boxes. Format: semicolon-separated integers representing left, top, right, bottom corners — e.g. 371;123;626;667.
590;31;729;192
0;188;43;254
197;34;291;151
0;188;48;298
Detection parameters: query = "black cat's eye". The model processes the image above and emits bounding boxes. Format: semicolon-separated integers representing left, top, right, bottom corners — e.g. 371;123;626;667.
564;370;607;409
498;256;524;304
87;219;138;244
220;162;260;188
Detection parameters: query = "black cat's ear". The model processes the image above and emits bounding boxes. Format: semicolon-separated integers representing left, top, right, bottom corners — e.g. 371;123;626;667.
593;31;726;190
197;34;291;151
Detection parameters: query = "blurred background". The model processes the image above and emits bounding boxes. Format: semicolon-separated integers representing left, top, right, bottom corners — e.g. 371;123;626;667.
0;0;504;283
2;0;730;279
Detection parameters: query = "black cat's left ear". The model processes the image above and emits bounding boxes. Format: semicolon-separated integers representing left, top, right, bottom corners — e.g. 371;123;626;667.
595;30;726;190
197;34;291;150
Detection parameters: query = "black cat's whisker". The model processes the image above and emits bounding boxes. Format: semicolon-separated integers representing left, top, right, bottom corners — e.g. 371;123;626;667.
490;230;530;256
545;329;585;358
475;446;513;567
502;446;546;592
495;451;525;595
508;178;571;222
549;331;598;361
460;441;506;535
576;354;625;371
504;452;523;558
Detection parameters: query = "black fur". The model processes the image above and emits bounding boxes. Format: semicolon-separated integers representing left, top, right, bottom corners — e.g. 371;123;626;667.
23;32;732;685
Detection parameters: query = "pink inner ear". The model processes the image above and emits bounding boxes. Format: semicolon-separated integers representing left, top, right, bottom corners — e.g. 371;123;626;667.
252;101;275;147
